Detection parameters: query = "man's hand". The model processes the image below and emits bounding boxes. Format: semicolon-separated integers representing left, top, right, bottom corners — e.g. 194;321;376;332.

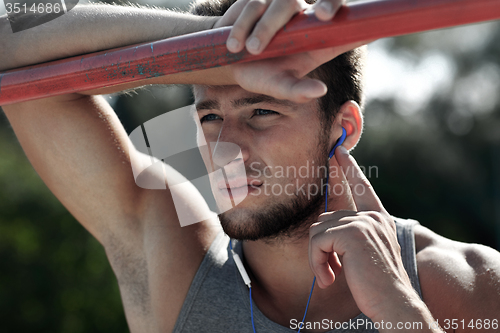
309;146;440;330
212;0;365;104
215;0;345;53
229;42;363;103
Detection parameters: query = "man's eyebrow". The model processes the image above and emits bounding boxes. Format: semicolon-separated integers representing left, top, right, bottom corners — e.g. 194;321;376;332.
232;95;296;109
195;99;220;112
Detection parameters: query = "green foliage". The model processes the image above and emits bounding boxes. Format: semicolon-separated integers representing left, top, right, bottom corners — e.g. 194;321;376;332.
0;114;128;332
355;22;500;248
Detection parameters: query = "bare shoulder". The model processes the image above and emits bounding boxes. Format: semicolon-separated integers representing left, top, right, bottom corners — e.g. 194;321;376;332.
413;224;500;330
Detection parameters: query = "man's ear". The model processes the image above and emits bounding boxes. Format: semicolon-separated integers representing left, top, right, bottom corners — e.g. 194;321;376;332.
333;100;363;151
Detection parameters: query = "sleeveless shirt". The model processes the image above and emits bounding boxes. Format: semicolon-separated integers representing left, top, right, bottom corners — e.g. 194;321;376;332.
173;218;423;332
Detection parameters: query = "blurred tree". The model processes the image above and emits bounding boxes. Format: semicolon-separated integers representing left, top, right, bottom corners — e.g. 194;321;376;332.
355;21;500;249
0;113;128;333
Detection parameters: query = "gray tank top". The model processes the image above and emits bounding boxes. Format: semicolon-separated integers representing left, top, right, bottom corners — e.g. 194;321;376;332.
173;218;422;332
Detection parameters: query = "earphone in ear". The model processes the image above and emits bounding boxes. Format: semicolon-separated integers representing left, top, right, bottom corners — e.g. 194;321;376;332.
231;126;348;333
328;127;347;159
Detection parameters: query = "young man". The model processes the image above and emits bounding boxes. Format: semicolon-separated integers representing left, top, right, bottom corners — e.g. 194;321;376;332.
1;0;499;332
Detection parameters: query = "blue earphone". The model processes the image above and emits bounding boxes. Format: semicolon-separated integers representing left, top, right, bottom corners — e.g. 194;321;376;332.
295;126;348;333
329;127;347;159
233;126;348;333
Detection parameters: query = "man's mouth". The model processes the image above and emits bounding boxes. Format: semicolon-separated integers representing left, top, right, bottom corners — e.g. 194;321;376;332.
217;178;263;190
216;180;261;204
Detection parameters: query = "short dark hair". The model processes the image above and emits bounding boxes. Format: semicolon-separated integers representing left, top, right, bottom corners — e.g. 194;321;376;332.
189;0;366;127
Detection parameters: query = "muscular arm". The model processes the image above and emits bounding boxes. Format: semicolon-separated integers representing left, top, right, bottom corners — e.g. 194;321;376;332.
0;4;241;95
0;4;219;71
415;225;500;332
2;92;222;331
1;6;227;328
0;3;229;242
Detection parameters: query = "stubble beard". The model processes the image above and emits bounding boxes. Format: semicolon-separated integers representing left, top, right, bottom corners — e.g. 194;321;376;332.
218;135;331;242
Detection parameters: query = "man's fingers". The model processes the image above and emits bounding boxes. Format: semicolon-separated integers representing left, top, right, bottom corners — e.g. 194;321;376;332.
231;39;369;101
309;213;354;288
226;0;270;53
312;0;345;21
283;76;327;102
234;60;327;102
264;75;327;103
308;40;369;66
215;0;250;29
335;145;384;212
245;0;305;54
309;220;353;288
312;251;335;288
310;231;338;289
310;210;356;238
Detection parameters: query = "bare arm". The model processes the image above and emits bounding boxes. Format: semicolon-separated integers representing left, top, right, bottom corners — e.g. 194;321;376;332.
416;225;500;332
0;3;231;244
2;94;203;242
0;4;241;95
0;4;218;71
1;92;225;330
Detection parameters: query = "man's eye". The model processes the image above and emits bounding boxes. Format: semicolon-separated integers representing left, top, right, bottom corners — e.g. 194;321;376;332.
200;114;222;123
254;109;279;116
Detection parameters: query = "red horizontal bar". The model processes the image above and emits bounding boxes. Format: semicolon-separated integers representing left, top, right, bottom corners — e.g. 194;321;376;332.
1;0;499;106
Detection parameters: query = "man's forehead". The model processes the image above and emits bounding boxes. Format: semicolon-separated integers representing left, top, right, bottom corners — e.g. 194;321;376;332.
193;85;241;103
193;85;297;111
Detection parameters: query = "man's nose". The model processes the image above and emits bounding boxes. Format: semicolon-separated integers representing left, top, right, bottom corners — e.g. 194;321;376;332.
210;120;250;167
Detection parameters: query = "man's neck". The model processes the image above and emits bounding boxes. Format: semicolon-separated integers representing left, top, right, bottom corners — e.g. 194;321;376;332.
240;197;360;329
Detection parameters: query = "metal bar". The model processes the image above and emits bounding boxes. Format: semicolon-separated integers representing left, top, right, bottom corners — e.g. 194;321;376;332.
1;0;499;106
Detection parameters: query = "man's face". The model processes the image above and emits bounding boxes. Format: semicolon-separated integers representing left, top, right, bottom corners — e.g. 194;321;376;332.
194;85;334;241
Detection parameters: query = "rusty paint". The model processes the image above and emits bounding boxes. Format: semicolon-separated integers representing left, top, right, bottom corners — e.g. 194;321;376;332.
139;65;145;75
1;0;499;105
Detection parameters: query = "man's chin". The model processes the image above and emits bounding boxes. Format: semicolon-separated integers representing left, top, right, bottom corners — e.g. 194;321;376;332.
218;208;264;241
218;192;324;242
